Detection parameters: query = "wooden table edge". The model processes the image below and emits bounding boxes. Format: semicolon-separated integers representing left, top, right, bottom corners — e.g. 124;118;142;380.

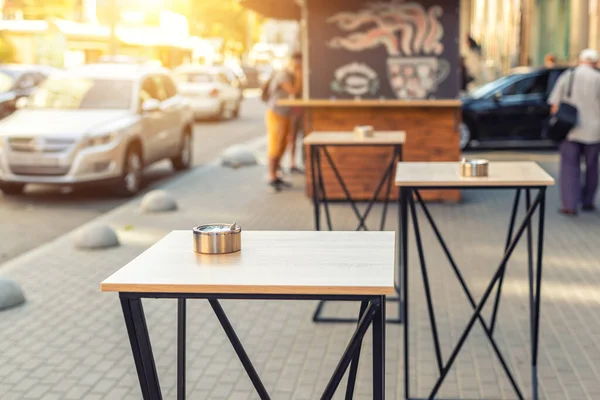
100;283;395;296
277;99;462;107
394;180;556;187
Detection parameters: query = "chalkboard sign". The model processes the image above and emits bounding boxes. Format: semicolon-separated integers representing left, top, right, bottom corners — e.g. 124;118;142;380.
306;0;460;100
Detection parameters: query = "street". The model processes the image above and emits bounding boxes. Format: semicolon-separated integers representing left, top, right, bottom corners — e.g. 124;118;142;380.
0;94;266;266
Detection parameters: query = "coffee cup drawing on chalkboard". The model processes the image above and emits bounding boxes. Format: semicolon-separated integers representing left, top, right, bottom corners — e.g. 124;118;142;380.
327;2;449;100
388;57;450;99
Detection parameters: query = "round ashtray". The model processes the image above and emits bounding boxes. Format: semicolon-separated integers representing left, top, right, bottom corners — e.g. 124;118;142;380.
193;223;241;254
354;125;374;139
460;158;489;177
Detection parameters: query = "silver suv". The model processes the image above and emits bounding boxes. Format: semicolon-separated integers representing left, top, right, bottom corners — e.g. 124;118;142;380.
0;63;194;196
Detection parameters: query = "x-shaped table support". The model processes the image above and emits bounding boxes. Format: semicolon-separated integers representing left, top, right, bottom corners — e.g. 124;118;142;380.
401;187;546;400
308;143;403;324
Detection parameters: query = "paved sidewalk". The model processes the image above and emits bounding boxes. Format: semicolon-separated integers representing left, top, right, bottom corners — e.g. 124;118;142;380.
1;146;600;400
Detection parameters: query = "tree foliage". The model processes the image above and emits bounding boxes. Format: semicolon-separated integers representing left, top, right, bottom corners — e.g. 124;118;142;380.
7;0;76;20
190;0;263;54
0;33;17;63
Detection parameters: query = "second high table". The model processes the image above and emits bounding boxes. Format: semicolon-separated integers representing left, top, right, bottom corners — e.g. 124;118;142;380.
396;161;554;400
101;230;394;400
304;131;405;324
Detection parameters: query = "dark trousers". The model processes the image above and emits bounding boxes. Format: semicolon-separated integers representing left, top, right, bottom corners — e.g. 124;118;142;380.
560;140;600;210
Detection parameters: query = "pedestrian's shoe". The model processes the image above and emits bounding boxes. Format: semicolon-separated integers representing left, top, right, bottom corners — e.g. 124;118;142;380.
582;204;596;212
290;166;304;174
269;180;282;193
275;178;292;188
558;208;577;216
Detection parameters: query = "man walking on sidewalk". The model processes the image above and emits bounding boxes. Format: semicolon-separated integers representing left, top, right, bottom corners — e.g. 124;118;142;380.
265;53;303;192
548;49;600;215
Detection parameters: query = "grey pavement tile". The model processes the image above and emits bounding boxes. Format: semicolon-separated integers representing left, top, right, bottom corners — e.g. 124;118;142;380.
0;151;596;399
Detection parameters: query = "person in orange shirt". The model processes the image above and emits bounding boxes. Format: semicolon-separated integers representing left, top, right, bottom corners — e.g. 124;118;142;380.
264;53;302;192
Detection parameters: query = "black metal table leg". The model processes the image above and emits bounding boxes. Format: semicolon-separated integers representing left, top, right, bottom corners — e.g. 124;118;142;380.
310;144;320;231
400;187;409;400
120;295;163;400
208;300;271;400
345;301;369;400
489;189;522;334
320;300;379;400
373;296;386;400
315;146;332;231
177;299;186;400
532;187;546;400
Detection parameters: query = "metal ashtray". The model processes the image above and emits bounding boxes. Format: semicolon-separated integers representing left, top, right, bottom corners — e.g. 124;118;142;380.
354;125;374;139
460;158;489;177
193;222;241;254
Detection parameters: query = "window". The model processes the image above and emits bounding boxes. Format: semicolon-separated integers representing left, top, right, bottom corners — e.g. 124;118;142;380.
0;71;15;93
216;73;230;85
28;78;133;109
15;74;36;90
139;77;161;106
176;72;215;84
161;75;177;99
151;76;167;101
502;74;549;96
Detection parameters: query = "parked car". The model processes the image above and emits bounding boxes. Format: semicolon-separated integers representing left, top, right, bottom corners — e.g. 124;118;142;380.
0;64;56;120
461;66;568;149
174;65;243;120
0;63;194;196
96;55;161;67
241;65;261;89
220;64;249;90
257;65;274;86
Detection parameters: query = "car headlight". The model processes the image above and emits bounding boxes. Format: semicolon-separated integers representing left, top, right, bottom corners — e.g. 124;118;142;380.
85;132;116;147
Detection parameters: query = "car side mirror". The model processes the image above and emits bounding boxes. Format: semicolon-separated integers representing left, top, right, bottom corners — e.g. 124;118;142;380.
15;97;29;109
141;98;161;113
493;92;503;102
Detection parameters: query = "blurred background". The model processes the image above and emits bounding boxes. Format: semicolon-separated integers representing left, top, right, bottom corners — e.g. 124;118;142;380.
0;0;299;70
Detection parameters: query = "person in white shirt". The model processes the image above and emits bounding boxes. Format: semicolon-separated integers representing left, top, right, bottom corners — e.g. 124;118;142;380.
548;49;600;215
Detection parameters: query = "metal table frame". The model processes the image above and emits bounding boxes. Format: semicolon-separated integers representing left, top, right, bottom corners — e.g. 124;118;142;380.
400;186;546;400
308;143;403;324
119;292;386;400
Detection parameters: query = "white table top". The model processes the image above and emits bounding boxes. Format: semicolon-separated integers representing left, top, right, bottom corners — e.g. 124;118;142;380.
304;131;406;146
395;161;555;187
101;231;395;295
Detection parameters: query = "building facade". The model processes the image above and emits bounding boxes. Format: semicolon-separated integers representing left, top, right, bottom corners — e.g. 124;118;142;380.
461;0;600;81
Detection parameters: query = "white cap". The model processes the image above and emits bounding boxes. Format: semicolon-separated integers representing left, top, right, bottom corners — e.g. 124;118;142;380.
579;48;599;63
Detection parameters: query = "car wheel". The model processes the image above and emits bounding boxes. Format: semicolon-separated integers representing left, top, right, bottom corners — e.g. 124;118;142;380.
116;145;143;197
0;183;25;196
171;129;193;171
459;121;473;150
232;100;241;119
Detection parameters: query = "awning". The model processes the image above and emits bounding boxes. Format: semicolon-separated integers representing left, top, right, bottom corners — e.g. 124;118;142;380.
240;0;301;20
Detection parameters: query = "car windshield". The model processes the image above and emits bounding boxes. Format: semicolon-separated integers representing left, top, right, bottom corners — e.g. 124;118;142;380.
468;75;515;99
27;77;133;109
0;71;15;93
176;72;215;84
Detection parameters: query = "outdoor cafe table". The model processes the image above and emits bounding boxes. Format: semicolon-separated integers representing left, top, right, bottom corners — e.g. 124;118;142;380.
101;230;394;400
396;161;554;400
304;131;405;324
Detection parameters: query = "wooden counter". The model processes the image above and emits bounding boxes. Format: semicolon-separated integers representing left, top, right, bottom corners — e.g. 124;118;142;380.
281;100;462;202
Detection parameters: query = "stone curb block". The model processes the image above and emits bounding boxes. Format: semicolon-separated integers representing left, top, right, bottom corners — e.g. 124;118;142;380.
221;145;258;169
0;279;26;311
140;190;178;213
74;224;120;250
